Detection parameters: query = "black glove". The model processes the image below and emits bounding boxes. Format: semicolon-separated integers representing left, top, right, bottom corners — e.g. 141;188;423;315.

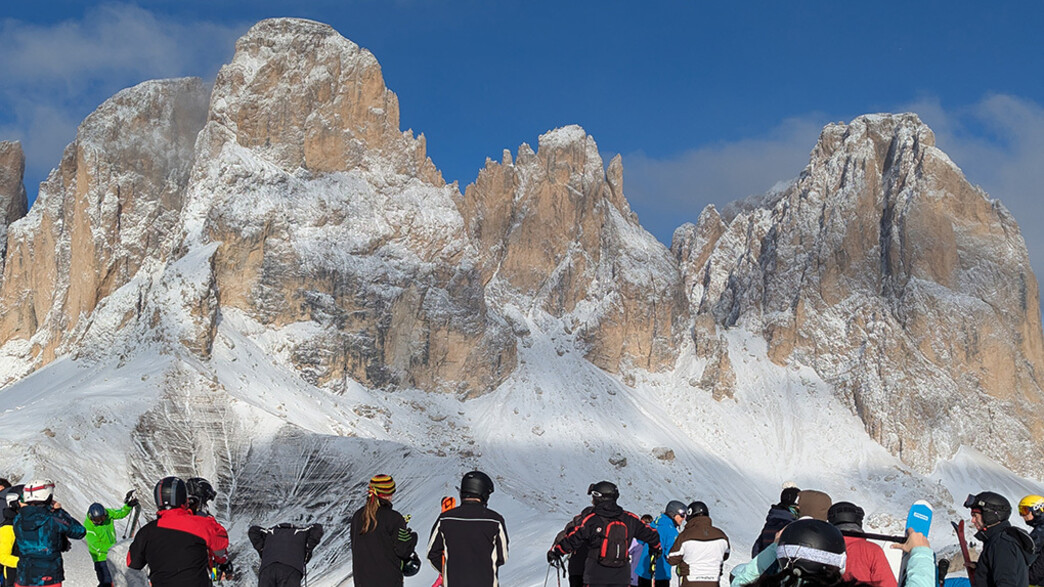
547;550;562;565
217;560;235;579
126;498;139;508
60;535;72;552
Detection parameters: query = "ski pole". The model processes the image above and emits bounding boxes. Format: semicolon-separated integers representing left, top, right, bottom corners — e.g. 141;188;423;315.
838;529;906;543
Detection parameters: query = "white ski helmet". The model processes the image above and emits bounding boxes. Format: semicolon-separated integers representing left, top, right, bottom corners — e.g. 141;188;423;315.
22;479;55;503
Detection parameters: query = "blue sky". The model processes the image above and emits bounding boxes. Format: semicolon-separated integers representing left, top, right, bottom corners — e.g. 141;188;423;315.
2;1;1043;286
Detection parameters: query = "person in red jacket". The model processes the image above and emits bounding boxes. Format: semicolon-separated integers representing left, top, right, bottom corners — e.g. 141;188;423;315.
127;477;230;587
827;501;897;587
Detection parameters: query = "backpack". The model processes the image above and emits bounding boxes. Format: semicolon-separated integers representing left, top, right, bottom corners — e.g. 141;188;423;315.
596;517;631;568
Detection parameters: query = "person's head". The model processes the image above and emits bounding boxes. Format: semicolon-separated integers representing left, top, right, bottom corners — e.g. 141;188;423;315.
88;503;108;525
0;478;10;492
185;477;217;513
22;479;55;506
774;518;847;582
827;501;865;529
796;490;832;521
779;486;801;513
1019;495;1044;526
687;501;709;519
665;500;687;526
966;491;1011;530
587;481;619;506
460;471;494;504
154;476;188;510
361;474;398;534
641;514;653;525
368;474;397;502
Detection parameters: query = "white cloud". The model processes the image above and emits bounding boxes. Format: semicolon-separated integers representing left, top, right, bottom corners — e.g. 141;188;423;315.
621;115;828;244
0;3;247;195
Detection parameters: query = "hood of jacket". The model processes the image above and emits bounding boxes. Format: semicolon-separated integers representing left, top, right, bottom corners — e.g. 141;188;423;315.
764;505;796;524
593;501;624;519
16;505;52;532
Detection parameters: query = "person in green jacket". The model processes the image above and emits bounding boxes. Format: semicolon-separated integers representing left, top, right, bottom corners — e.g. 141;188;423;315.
84;492;138;587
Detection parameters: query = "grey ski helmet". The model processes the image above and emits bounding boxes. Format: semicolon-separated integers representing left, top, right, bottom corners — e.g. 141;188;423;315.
154;476;188;510
687;501;709;518
665;500;688;518
460;471;494;503
776;518;847;578
827;501;865;527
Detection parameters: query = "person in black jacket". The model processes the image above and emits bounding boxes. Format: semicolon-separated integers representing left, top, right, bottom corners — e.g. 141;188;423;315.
552;505;595;587
751;485;799;557
1018;495;1044;587
248;522;323;587
426;471;508;587
351;474;418;587
965;491;1034;587
549;481;661;587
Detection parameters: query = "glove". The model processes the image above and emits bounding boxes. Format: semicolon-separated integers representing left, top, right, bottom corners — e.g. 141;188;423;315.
216;560;235;579
126;498;139;508
547;550;562;565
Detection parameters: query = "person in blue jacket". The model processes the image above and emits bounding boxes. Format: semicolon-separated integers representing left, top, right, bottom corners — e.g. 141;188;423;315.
12;480;86;587
637;500;687;587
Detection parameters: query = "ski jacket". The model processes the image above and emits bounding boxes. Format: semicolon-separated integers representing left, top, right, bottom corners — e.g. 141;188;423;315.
974;521;1034;587
639;513;680;580
249;522;323;575
667;516;730;587
1;507;18;586
426;500;508;587
1028;522;1044;585
351;500;416;587
629;538;644;586
553;506;594;578
126;506;229;587
551;501;660;587
730;543;933;587
83;503;132;562
840;534;898;587
751;505;795;557
12;504;85;586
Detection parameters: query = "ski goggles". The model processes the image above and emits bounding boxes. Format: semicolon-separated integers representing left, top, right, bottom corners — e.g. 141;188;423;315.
963;494;982;509
1020;505;1033;516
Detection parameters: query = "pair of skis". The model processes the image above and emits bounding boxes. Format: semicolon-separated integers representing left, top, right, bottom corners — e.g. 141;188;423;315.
122;489;141;539
432;496;456;587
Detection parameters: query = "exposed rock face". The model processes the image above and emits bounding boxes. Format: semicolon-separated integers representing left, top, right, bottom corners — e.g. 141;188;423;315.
0;79;208;365
0;141;28;283
463;127;688;373
678;114;1044;475
183;18;515;393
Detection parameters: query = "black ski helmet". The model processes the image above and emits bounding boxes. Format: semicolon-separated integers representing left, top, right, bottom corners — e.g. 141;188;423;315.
776;518;847;578
87;503;108;525
827;501;865;527
687;501;709;518
154;476;188;510
402;552;422;576
665;500;688;518
186;477;217;509
964;491;1011;526
587;481;619;503
460;471;494;503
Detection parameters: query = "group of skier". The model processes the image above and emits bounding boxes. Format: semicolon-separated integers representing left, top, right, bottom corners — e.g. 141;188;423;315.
3;473;1044;587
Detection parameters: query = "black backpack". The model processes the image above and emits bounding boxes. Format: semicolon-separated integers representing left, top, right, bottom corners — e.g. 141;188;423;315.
595;517;631;568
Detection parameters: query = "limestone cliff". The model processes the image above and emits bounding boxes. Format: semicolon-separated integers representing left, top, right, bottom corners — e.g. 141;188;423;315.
677;114;1044;475
0;141;28;285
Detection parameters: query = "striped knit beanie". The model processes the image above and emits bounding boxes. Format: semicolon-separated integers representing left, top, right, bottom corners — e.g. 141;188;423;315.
368;474;396;499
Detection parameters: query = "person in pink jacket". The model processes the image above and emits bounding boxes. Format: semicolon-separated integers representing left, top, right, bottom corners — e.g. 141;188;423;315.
827;502;897;587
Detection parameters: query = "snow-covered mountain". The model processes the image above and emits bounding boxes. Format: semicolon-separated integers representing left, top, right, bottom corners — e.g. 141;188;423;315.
1;17;1042;586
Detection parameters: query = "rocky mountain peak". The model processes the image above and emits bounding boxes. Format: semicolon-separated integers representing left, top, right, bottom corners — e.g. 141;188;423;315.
210;17;441;183
0;141;28;283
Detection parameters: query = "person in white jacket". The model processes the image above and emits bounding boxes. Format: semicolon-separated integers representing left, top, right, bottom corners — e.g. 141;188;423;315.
667;501;730;587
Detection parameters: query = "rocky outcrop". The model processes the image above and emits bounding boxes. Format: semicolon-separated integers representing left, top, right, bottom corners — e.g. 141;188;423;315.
463;127;688;373
0;79;208;365
182;18;515;393
0;141;28;284
679;114;1044;475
